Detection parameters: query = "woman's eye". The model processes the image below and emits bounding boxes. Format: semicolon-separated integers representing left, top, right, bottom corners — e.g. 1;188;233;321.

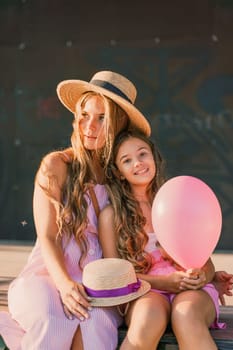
81;112;88;119
99;115;105;122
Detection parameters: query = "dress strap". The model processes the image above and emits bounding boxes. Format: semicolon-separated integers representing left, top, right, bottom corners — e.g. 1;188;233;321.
89;186;100;218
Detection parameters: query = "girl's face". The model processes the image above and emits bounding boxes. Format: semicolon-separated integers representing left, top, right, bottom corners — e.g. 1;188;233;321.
77;95;106;150
115;137;156;188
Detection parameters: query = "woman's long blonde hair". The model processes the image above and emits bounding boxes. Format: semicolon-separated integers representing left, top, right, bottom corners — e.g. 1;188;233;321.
39;91;129;267
106;130;166;273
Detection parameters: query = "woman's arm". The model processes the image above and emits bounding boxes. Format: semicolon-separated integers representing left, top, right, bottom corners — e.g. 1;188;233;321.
34;152;90;320
98;205;119;258
34;153;69;287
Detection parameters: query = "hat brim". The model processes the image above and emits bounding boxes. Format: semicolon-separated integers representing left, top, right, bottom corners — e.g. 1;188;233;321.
88;279;151;307
57;80;151;137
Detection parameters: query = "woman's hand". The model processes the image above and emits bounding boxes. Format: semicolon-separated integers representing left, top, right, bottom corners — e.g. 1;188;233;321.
59;280;92;320
213;270;233;305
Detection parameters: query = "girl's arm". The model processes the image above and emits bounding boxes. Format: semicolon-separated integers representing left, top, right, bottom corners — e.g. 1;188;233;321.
99;210;190;294
137;259;215;293
98;205;215;294
179;258;215;290
196;258;215;284
137;270;190;294
98;205;119;258
213;271;233;305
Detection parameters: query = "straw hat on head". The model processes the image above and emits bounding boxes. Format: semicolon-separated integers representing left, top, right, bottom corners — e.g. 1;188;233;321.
56;71;151;136
83;258;151;307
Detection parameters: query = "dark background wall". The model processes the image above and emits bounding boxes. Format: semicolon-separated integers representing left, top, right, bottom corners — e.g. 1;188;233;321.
0;0;233;250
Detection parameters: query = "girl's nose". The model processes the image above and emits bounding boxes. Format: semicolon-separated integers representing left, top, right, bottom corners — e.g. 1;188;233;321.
134;158;142;167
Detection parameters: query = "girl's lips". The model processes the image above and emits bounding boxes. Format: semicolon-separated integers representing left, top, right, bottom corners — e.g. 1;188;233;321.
134;168;148;175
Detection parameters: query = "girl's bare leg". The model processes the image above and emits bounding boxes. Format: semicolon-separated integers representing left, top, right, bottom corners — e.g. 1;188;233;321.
120;291;170;350
171;290;217;350
71;326;84;350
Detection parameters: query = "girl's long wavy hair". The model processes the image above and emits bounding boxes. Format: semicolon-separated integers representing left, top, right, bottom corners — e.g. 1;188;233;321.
38;91;129;268
106;130;166;273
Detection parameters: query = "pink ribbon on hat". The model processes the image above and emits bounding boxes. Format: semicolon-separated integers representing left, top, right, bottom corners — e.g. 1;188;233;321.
84;279;141;298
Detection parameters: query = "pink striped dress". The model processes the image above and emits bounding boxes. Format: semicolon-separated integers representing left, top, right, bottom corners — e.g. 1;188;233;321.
0;184;122;350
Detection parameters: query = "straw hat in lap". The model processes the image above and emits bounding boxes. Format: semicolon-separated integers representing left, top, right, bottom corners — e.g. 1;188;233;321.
83;258;151;307
56;70;151;137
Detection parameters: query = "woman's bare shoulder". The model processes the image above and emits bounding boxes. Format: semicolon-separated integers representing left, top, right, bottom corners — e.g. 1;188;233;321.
58;147;74;163
43;147;73;165
41;151;68;171
36;149;71;188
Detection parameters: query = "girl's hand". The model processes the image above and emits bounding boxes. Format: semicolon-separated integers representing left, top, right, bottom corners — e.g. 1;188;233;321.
164;271;193;293
137;270;207;294
59;280;92;320
179;268;207;290
213;271;233;305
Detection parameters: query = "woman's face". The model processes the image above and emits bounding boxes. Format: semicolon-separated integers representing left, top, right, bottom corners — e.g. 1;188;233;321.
77;95;106;150
115;137;156;188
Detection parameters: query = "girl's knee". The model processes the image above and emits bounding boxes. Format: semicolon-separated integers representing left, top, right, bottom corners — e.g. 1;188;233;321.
127;293;170;338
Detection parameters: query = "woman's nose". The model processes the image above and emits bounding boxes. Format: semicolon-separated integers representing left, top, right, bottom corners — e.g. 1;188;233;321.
87;117;96;130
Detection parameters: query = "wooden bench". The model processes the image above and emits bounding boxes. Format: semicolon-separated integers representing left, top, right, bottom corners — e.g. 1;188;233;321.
1;277;233;350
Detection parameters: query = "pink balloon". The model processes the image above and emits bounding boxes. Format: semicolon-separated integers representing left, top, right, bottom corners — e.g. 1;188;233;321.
152;176;222;269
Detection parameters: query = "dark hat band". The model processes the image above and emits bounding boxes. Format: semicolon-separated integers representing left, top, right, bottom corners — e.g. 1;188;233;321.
90;79;132;104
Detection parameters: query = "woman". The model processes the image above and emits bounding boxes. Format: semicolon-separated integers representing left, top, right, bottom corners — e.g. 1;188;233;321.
0;71;151;350
99;130;230;350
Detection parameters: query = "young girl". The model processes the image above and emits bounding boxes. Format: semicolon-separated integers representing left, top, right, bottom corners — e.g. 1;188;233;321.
99;130;225;350
0;71;151;350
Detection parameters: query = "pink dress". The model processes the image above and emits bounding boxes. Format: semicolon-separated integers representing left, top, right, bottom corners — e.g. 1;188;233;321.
145;232;225;329
0;185;122;350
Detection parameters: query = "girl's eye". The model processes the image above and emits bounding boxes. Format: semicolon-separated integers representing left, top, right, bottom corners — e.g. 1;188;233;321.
99;115;105;122
123;158;131;164
140;150;150;157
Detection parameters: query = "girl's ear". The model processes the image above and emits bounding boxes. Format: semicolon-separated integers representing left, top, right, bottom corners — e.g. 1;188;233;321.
112;166;124;180
106;163;122;181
